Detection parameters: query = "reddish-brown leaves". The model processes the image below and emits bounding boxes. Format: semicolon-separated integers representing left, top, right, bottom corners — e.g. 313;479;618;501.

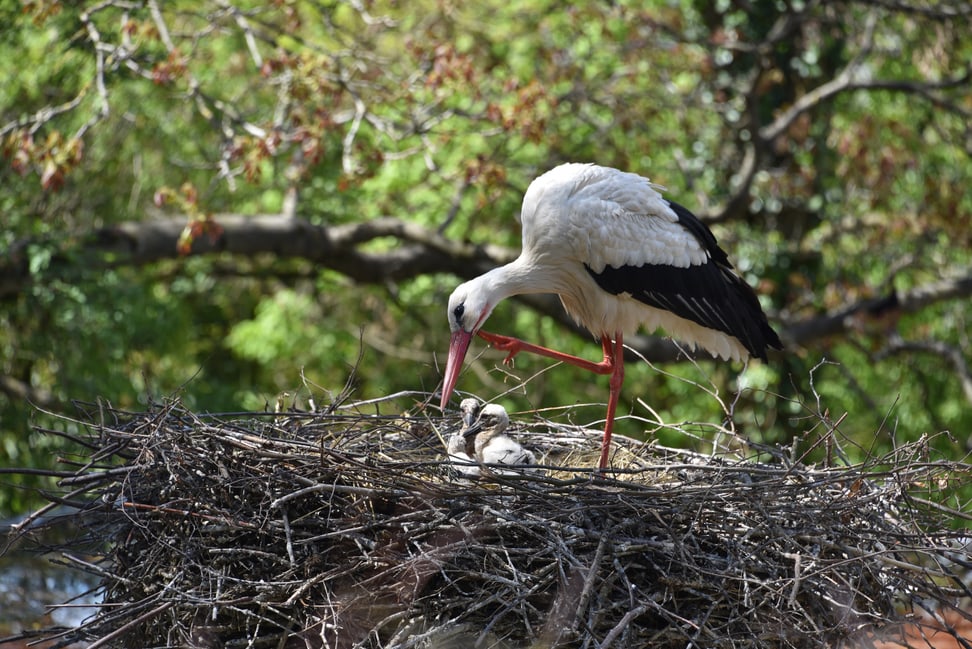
3;129;83;192
151;49;188;85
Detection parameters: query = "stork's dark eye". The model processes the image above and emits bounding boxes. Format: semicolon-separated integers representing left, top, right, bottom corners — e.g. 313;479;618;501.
453;304;465;322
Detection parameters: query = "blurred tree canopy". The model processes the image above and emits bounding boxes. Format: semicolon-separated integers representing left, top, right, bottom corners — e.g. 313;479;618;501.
2;0;970;513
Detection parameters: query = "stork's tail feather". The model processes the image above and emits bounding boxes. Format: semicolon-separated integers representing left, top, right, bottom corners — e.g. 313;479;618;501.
725;271;783;361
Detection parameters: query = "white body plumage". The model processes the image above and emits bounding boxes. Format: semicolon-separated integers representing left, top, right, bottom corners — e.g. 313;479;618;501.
517;164;743;359
468;404;536;474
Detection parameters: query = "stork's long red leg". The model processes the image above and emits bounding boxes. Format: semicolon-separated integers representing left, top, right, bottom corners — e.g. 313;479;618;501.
598;331;625;471
476;330;616;375
476;329;625;470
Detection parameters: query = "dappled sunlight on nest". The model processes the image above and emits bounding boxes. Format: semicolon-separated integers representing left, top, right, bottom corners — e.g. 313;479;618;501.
6;393;972;649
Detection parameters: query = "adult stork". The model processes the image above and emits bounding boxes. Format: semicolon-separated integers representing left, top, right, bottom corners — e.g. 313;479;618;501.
440;162;782;470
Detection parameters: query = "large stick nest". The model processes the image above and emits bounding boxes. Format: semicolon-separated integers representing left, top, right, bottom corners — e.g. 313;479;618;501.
8;395;972;648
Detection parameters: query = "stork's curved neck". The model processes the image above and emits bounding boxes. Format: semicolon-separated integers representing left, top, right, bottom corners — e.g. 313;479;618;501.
480;256;559;302
473;426;503;453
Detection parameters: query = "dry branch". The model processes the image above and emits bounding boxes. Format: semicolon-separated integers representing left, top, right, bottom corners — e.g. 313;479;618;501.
3;397;971;649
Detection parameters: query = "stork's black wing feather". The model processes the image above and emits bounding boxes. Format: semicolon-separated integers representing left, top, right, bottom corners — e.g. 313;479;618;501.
585;200;782;360
666;200;731;267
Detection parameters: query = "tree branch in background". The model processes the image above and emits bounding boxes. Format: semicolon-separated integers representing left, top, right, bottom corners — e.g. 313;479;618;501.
877;336;972;405
4;213;972;366
786;274;972;347
0;376;57;410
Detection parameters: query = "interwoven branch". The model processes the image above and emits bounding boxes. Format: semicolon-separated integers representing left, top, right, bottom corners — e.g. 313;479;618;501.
6;398;971;648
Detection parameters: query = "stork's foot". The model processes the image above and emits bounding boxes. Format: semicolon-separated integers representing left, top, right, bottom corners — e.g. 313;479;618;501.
476;330;526;364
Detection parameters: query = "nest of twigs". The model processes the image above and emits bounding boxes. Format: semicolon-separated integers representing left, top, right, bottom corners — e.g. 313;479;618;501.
7;394;972;649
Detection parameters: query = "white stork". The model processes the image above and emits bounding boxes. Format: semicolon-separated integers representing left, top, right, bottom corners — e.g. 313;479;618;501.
439;162;782;471
462;403;537;473
445;397;482;477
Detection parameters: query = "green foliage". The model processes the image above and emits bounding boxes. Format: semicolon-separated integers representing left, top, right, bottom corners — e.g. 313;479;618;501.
2;0;971;515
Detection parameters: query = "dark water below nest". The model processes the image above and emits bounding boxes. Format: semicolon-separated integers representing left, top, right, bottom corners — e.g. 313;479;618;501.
1;515;100;634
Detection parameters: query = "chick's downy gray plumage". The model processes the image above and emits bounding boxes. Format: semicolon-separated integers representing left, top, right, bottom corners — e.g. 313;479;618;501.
465;404;536;473
446;397;483;477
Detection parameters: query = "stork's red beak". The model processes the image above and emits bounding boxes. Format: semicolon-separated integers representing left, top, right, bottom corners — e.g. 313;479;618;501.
440;330;473;409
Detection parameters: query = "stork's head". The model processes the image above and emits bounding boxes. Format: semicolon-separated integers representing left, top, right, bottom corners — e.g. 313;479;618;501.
441;278;495;409
474;403;510;436
458;397;482;428
461;403;510;442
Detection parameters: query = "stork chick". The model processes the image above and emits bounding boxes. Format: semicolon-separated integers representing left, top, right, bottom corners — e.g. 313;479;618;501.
458;397;482;430
446;397;482;477
464;404;537;475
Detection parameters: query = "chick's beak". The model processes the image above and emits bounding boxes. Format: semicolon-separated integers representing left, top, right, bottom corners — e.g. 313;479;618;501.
440;329;473;409
462;420;483;438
